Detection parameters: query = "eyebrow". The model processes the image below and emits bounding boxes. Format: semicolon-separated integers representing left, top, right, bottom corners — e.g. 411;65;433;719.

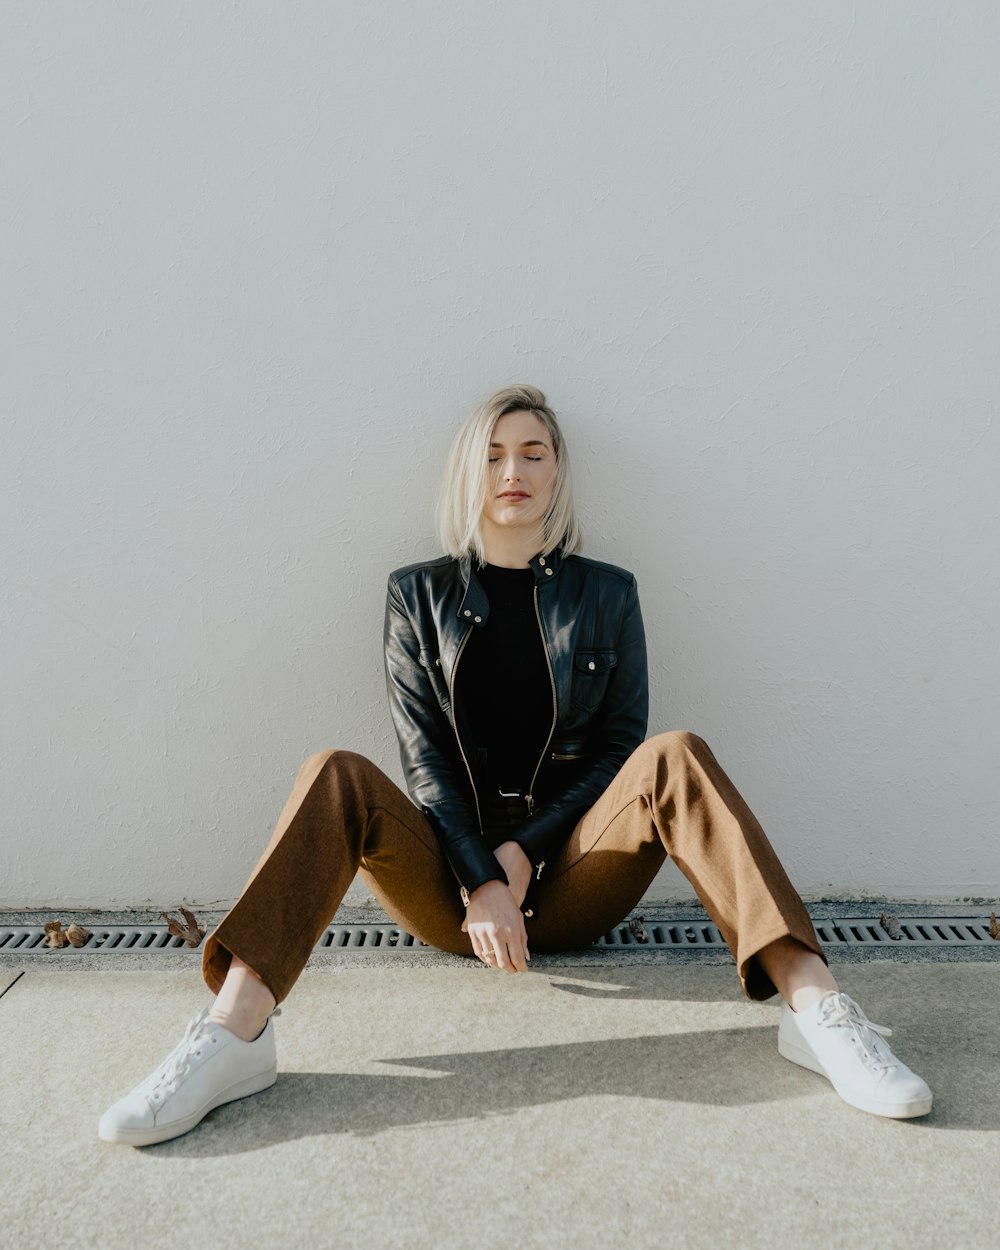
489;439;551;449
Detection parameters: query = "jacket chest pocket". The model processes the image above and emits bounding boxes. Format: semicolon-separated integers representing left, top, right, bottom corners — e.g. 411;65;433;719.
569;649;617;712
419;649;451;712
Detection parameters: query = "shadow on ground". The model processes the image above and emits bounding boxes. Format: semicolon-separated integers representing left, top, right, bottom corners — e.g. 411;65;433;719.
144;1024;813;1155
140;966;1000;1154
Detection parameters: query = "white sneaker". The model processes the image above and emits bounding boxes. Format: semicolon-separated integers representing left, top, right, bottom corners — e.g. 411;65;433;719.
98;1004;282;1146
778;990;932;1119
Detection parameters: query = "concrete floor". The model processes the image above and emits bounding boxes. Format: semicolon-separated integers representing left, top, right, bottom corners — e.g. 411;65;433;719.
2;957;999;1250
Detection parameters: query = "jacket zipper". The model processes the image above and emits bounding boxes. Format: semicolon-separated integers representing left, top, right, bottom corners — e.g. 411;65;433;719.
523;583;558;876
446;623;481;907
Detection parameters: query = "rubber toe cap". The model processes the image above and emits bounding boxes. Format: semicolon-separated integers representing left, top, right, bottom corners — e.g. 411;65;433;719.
98;1092;153;1142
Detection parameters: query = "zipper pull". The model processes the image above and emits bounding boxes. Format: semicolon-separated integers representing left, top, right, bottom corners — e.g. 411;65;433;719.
525;793;535;815
536;860;545;880
459;886;470;908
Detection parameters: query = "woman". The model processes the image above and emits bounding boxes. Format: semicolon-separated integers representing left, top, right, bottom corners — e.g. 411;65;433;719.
99;384;932;1147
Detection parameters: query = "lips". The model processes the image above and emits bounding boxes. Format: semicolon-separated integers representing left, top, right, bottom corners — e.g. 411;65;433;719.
499;492;529;499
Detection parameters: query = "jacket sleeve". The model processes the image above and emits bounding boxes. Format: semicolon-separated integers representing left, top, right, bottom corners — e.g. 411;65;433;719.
383;572;509;899
509;573;649;867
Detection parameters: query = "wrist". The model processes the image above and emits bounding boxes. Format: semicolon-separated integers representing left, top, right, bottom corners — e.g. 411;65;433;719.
469;878;508;903
495;839;531;870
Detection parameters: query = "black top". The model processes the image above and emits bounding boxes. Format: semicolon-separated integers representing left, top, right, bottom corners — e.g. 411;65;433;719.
454;562;552;791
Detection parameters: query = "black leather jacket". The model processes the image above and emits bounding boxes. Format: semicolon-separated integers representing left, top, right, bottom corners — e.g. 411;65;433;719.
383;545;649;918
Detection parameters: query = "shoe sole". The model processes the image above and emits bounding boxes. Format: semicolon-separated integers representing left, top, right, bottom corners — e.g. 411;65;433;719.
98;1064;278;1146
778;1033;933;1119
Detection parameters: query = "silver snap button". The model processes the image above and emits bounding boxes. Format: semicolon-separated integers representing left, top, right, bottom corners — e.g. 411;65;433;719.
524;909;534;918
588;660;596;670
545;568;553;576
464;609;471;617
435;658;441;666
538;557;546;566
474;615;482;623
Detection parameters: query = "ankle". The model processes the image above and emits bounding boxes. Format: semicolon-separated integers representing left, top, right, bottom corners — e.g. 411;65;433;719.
212;955;277;1032
787;984;829;1014
207;1004;271;1043
209;963;276;1043
757;938;839;1012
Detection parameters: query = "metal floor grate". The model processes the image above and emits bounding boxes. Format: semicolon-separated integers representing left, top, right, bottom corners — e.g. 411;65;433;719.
810;918;996;946
599;917;998;948
0;925;195;953
1;916;996;955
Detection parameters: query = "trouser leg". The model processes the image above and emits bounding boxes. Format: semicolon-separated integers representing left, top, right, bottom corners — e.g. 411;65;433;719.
201;749;473;1004
527;730;826;1000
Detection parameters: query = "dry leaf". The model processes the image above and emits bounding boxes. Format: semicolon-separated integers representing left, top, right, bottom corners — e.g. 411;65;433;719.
989;912;1000;941
43;920;68;949
159;907;206;948
879;912;903;940
628;914;649;944
179;906;207;945
65;923;92;948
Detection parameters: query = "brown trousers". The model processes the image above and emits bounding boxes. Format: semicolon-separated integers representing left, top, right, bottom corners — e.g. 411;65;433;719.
201;731;826;1005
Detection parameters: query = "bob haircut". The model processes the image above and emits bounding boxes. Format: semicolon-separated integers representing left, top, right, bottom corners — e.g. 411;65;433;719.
435;383;583;565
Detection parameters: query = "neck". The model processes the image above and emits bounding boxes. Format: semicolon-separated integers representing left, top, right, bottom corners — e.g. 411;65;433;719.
479;519;543;569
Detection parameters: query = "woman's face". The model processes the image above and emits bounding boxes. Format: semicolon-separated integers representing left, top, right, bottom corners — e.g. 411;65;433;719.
480;409;558;537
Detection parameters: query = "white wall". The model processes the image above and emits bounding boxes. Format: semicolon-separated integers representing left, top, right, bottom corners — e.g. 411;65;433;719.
3;2;998;909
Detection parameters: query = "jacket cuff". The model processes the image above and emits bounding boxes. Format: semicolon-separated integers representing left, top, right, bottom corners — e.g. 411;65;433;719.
508;802;588;866
421;802;509;896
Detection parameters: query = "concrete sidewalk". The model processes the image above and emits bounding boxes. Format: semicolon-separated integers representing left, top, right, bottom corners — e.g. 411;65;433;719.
2;958;998;1250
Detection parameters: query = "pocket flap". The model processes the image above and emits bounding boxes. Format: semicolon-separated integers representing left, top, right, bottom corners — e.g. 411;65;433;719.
573;649;617;675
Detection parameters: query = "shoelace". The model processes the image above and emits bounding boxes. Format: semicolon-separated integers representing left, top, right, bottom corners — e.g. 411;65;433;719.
817;991;898;1075
145;1007;215;1106
144;1005;282;1107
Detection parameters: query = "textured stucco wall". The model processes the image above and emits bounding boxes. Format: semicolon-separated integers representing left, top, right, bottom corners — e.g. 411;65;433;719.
3;2;998;908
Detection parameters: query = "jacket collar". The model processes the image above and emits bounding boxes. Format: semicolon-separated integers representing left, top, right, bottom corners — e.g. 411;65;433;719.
456;545;564;626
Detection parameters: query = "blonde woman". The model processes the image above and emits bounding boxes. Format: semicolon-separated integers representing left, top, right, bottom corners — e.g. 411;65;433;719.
99;384;932;1146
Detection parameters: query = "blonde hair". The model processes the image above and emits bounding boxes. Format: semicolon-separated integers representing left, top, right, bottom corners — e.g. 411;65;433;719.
435;383;583;564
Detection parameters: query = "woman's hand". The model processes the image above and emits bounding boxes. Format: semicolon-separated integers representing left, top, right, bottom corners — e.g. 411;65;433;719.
493;840;532;907
461;879;530;972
